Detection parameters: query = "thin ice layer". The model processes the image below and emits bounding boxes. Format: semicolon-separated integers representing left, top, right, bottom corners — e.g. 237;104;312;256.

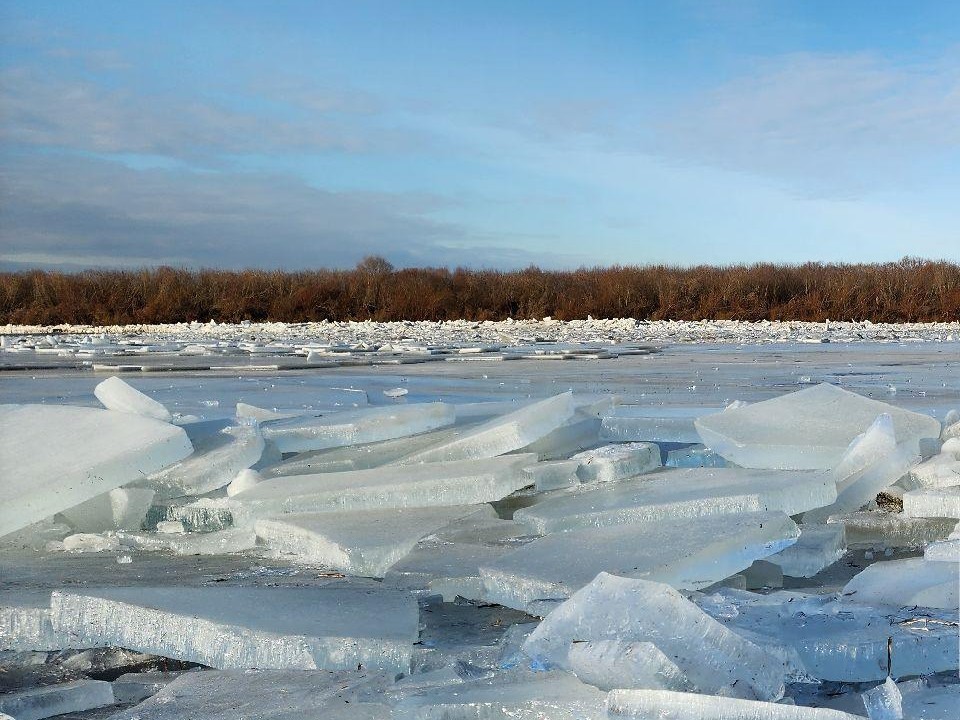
50;584;418;673
514;467;835;534
842;557;959;610
694;384;941;470
607;688;863;720
522;573;788;701
397;392;575;463
768;525;847;578
260;403;455;454
145;420;264;498
230;454;536;523
482;512;798;610
103;669;393;720
0;404;193;538
95;376;173;422
0;680;115;720
254;505;495;577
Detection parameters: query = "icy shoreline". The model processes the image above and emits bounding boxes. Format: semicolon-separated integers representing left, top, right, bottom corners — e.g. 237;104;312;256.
4;318;960;346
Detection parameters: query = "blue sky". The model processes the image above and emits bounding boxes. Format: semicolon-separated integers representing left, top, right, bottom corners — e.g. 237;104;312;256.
1;1;959;270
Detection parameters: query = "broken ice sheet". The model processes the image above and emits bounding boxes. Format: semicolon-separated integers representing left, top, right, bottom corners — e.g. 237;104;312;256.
95;375;172;422
514;467;835;534
522;573;788;701
768;524;847;578
143;419;264;499
606;688;863;720
0;404;193;538
570;442;661;483
230;454;536;523
566;639;693;692
117;527;257;556
59;487;156;533
0;679;115;720
694;383;941;470
826;511;956;550
842;556;959;610
482;511;799;610
254;505;496;577
50;584;418;673
902;486;960;518
397;391;575;463
103;669;394;720
260;402;455;453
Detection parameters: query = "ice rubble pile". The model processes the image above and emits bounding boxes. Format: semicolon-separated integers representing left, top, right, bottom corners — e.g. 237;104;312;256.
1;379;959;719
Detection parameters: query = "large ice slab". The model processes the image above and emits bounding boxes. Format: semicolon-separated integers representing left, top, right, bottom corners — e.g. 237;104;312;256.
903;486;960;518
95;376;173;422
230;454;536;523
260;403;455;454
254;505;495;576
842;557;959;610
103;669;393;720
0;404;193;538
0;679;115;720
59;487;156;532
694;384;941;470
514;467;835;534
601;406;723;443
768;524;847;578
607;688;863;720
397;392;575;463
50;584;419;672
827;511;956;550
522;573;788;701
482;511;798;609
145;420;264;498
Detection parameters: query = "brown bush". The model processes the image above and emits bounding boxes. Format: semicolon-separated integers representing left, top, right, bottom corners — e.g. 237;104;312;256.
1;257;959;325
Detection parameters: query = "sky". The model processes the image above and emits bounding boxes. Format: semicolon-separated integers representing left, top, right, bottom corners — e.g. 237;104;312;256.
1;1;959;271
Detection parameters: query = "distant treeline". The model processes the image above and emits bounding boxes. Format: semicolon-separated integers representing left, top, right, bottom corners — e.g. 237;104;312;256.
3;257;960;325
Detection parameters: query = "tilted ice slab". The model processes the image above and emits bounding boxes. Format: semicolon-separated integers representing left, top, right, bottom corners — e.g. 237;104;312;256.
842;557;959;610
606;688;862;720
482;511;798;610
254;505;496;577
514;467;835;534
570;442;661;483
903;486;960;518
59;487;156;533
95;376;172;422
103;669;394;720
230;454;536;524
522;574;788;701
565;639;693;692
144;420;264;498
767;524;847;578
260;402;455;454
391;668;606;720
700;588;960;682
50;584;419;673
397;392;575;463
601;406;724;443
0;404;193;538
694;384;940;470
0;679;115;720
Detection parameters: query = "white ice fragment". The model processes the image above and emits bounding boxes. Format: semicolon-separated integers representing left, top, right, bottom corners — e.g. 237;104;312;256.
904;452;960;489
570;442;661;483
255;505;495;577
235;402;297;421
59;487;156;533
94;376;172;422
384;387;408;398
0;680;115;720
155;520;185;534
514;467;835;534
482;512;798;610
226;468;262;496
0;404;192;538
566;639;693;692
607;688;863;720
768;524;847;578
118;527;256;555
522;573;787;701
146;420;264;498
397;392;575;463
51;584;418;672
695;384;940;470
843;557;959;610
862;677;903;720
63;533;121;552
231;455;536;523
261;402;454;454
